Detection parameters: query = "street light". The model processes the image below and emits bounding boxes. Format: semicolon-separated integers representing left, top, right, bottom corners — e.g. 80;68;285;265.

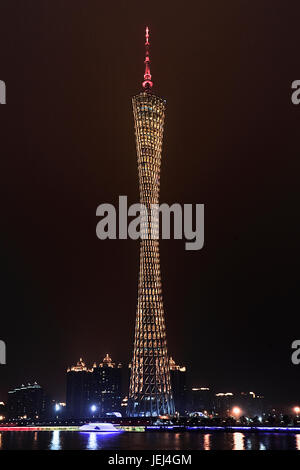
90;405;97;418
232;406;242;418
54;403;61;420
293;406;300;415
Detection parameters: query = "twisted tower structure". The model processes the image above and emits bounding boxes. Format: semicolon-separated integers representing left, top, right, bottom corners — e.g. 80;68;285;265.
128;27;174;417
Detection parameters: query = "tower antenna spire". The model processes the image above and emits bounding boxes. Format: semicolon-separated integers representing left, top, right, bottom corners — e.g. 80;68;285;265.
142;26;153;91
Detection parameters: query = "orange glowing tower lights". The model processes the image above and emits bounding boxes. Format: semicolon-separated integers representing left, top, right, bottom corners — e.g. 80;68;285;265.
127;27;175;416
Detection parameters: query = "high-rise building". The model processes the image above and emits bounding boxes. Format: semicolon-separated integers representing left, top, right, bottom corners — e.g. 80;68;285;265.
214;392;235;416
66;358;92;418
169;358;187;415
214;391;264;417
233;392;265;417
66;356;123;418
188;387;214;415
90;354;122;415
8;382;46;420
128;27;174;417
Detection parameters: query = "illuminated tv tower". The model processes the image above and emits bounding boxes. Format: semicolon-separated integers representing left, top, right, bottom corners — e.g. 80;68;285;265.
128;27;175;417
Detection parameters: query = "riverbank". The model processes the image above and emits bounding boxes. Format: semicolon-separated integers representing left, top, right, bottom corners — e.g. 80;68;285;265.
1;424;300;433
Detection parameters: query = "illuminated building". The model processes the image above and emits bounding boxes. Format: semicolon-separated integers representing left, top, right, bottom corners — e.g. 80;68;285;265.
188;387;214;415
121;396;128;411
128;27;174;417
214;391;264;417
66;356;123;418
234;392;265;417
66;358;92;418
90;354;122;415
214;392;235;416
169;357;187;415
8;382;46;420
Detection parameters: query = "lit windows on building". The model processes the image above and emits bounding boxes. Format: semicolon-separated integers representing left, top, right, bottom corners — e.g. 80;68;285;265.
8;382;46;420
66;356;122;418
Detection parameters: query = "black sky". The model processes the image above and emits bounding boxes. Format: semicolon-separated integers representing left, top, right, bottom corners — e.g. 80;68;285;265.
0;0;299;406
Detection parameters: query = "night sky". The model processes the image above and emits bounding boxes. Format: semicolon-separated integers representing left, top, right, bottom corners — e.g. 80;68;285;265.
0;0;299;406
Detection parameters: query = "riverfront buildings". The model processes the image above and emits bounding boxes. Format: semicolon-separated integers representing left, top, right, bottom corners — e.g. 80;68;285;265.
3;357;271;420
127;28;175;417
169;357;187;415
91;354;122;416
66;358;91;418
8;382;46;420
66;356;122;418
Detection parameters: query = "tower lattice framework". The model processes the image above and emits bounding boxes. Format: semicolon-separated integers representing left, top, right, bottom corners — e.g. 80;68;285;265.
128;27;175;417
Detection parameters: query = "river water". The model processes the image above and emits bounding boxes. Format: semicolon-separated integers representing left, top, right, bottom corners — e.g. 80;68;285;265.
0;430;300;450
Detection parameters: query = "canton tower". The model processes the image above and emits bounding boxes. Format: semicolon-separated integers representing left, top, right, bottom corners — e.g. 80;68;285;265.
128;27;175;417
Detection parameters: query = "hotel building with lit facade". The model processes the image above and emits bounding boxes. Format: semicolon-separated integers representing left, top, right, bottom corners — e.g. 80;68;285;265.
66;355;122;418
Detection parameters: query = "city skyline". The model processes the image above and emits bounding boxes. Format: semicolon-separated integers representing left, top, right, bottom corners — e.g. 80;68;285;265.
1;353;298;413
3;353;300;423
1;1;300;410
0;354;269;420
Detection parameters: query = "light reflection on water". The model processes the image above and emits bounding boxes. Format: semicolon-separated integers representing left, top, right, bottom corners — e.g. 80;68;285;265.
80;431;123;451
296;434;300;450
203;433;211;450
50;430;61;450
245;436;253;450
259;441;266;450
87;432;97;450
233;432;245;450
0;431;300;450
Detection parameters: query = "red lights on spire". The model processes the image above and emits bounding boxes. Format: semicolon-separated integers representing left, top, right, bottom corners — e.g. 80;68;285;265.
142;26;153;91
145;26;149;45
